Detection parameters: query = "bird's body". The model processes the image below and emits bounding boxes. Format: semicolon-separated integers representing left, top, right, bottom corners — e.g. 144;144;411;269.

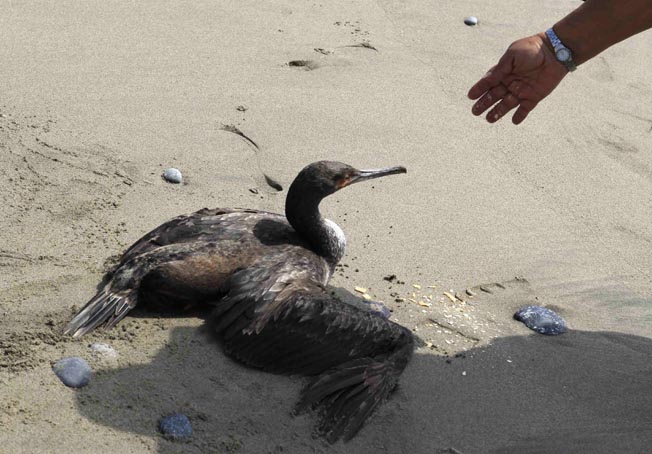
65;161;414;442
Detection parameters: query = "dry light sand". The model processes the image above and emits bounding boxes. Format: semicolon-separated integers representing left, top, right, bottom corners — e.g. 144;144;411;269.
2;1;652;453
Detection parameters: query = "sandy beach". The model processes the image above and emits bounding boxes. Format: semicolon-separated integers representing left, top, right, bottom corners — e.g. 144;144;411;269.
2;0;652;452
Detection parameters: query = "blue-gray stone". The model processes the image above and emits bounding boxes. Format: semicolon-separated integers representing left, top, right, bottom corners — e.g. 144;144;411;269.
159;413;192;440
464;16;479;26
53;357;92;388
514;306;567;335
163;168;183;184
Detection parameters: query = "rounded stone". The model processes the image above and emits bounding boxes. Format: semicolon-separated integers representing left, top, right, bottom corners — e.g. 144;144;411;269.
514;306;567;335
159;413;192;440
163;168;183;184
52;357;92;388
464;16;479;26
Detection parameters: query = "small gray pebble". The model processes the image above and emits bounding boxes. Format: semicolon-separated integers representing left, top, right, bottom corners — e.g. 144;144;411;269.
464;16;479;26
53;357;92;388
514;306;567;335
90;343;118;360
159;413;192;440
163;168;183;184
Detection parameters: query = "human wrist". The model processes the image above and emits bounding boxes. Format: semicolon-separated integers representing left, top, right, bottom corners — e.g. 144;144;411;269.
538;31;554;54
544;28;577;71
550;23;591;66
537;31;570;72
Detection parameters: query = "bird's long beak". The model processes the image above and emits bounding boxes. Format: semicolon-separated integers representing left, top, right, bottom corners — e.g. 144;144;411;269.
340;165;407;188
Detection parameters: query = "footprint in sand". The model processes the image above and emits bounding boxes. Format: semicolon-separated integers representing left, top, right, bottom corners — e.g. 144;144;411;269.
286;42;378;71
287;57;351;71
460;277;539;308
462;277;569;327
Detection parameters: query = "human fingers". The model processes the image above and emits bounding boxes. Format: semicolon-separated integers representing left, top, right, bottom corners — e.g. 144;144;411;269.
467;55;512;100
485;92;520;123
505;80;537;125
471;84;508;116
512;100;538;125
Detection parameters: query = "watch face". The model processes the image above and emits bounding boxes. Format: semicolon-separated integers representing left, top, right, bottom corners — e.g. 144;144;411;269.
556;48;571;62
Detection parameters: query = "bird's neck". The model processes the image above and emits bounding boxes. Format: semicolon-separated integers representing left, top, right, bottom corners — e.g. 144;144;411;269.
285;193;346;270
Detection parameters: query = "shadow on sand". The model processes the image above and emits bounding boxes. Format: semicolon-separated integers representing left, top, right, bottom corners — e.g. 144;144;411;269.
74;325;652;454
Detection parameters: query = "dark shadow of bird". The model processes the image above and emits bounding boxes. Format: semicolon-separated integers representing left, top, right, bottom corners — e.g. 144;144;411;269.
64;161;414;442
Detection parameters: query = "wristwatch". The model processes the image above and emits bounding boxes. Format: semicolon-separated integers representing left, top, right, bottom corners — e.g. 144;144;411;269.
545;28;577;72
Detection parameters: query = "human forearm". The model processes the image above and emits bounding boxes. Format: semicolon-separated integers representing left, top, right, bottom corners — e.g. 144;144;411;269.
554;0;652;65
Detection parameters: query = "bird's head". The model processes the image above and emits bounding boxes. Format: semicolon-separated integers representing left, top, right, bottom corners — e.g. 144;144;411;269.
289;161;407;200
285;161;406;265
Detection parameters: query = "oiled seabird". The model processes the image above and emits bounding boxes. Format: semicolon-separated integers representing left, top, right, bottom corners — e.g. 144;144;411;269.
65;161;414;442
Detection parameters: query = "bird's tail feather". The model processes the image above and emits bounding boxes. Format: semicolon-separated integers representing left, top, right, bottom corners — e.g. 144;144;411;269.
64;286;136;338
295;339;413;443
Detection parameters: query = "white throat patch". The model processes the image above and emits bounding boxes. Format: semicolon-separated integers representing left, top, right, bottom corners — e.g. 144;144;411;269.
324;218;347;258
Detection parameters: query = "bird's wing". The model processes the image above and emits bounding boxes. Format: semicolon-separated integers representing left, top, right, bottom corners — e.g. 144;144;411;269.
214;264;408;373
211;254;330;342
66;239;249;337
210;257;413;442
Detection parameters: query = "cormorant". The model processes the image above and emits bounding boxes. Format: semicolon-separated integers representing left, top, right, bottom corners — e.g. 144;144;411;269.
65;161;414;442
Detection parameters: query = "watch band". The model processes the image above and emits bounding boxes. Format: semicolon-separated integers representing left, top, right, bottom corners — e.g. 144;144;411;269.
545;28;577;72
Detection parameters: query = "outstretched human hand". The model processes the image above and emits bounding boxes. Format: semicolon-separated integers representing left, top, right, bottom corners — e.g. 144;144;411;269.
467;33;569;125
